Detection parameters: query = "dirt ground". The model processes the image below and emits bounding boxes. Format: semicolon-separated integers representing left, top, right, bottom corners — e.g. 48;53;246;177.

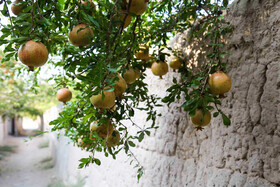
0;135;57;187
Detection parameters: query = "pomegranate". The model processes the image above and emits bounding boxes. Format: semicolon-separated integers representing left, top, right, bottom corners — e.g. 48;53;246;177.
134;68;141;78
81;0;95;16
8;79;14;84
68;24;94;47
169;57;182;70
3;69;9;73
90;121;114;139
191;109;211;127
123;68;137;84
151;61;168;79
118;13;132;29
18;40;49;71
114;74;127;97
135;44;149;60
90;90;116;109
11;0;23;16
106;129;120;147
56;88;72;104
208;70;232;95
126;0;147;15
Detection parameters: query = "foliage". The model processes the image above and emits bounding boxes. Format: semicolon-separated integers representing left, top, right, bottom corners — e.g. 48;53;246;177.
0;0;233;180
0;51;58;118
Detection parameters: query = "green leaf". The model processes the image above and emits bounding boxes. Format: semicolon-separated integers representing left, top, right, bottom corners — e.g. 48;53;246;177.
94;158;101;166
213;112;219;117
221;113;231;126
128;141;136;147
138;132;144;142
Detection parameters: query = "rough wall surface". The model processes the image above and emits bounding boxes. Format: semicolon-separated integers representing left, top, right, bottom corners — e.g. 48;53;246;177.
50;0;280;186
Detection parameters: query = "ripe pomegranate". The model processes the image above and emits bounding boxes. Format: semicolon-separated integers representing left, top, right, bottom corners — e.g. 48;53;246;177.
114;74;127;97
127;0;147;15
169;57;182;70
191;109;211;127
8;79;14;84
56;88;72;104
135;44;149;60
68;24;94;47
123;68;137;84
90;90;116;109
208;70;232;95
90;121;114;139
18;40;49;71
151;61;168;79
11;0;23;16
3;69;9;73
106;130;120;147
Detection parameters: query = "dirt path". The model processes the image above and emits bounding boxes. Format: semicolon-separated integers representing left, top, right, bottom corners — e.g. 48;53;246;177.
0;135;57;187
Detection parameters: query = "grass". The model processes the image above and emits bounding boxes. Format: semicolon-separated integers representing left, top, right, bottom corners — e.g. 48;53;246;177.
47;177;86;187
40;157;53;163
0;145;16;158
38;140;49;149
37;156;54;170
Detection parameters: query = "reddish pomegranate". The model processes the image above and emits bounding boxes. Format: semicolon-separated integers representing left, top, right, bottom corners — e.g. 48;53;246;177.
18;40;49;71
68;24;94;47
3;69;9;73
56;88;72;104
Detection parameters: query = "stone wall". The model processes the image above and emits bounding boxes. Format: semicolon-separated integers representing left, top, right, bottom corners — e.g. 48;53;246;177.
50;0;280;186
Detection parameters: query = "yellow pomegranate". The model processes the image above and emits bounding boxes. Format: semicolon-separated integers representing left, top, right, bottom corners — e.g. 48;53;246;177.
135;44;149;60
126;0;147;15
90;90;115;109
151;61;168;79
191;109;211;127
114;74;127;97
68;24;94;47
118;13;132;29
123;68;137;84
169;57;182;70
208;71;232;95
106;130;120;147
90;121;114;139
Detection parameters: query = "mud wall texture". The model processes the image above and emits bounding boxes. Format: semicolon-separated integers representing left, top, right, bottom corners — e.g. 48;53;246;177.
50;0;280;186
